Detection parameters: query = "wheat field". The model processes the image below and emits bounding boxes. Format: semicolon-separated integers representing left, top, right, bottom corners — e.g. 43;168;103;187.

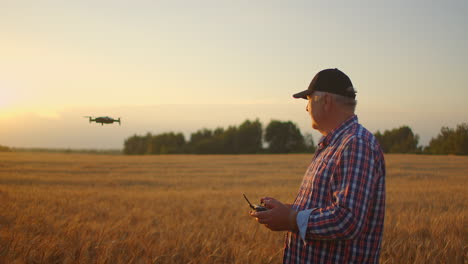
0;152;466;263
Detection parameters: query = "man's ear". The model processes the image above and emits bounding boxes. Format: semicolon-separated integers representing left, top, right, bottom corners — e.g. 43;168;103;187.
323;93;333;111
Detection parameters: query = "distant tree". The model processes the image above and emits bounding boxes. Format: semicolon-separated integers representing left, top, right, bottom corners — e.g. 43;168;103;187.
188;128;218;154
424;123;468;155
148;132;186;154
221;126;239;154
237;119;263;153
374;126;420;153
144;133;154;154
0;145;11;152
189;129;213;144
123;134;150;155
265;120;306;153
187;119;263;154
303;133;317;153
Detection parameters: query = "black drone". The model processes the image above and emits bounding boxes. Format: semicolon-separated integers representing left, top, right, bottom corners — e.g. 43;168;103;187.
84;116;121;126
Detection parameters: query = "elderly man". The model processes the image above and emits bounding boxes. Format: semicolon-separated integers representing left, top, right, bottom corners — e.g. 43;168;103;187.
251;68;386;263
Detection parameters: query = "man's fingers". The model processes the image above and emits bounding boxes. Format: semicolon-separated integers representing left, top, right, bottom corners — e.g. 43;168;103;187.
249;207;279;230
263;198;282;209
260;196;274;203
250;210;269;218
257;216;271;224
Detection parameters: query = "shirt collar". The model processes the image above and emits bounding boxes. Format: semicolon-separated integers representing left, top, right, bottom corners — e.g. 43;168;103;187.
317;115;358;149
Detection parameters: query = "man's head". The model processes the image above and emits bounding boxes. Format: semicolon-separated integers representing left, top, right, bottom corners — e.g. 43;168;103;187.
293;69;357;135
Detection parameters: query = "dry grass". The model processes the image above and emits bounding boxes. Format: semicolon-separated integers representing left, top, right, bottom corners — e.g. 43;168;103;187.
0;153;466;263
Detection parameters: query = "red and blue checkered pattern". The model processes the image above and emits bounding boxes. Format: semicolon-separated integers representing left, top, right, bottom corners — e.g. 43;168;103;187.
284;115;386;264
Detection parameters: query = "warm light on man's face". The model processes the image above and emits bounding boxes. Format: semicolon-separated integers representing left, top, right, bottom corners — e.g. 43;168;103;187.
306;94;320;130
306;95;317;129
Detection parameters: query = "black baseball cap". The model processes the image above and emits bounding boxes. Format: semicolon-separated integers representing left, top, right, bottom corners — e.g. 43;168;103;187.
293;68;356;99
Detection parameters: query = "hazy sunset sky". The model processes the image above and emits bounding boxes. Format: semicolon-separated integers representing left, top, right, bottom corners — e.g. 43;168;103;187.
1;0;467;149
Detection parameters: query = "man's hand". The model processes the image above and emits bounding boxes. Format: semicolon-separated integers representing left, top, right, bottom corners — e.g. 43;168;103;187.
250;197;298;232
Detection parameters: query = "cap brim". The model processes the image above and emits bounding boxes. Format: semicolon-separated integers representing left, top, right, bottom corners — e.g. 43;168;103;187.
292;89;311;99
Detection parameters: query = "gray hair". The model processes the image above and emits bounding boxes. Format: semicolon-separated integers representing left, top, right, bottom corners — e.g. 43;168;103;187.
314;91;357;112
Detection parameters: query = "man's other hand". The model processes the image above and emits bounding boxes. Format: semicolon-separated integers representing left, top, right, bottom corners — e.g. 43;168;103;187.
250;197;298;232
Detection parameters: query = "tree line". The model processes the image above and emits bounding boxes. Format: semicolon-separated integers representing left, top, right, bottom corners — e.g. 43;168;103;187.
0;145;12;152
123;119;315;155
374;123;467;155
124;121;467;155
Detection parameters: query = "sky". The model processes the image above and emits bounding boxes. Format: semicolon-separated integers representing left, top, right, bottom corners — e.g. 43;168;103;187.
1;0;467;149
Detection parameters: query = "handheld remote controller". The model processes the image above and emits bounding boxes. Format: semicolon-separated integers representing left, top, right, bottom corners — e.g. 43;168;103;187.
243;194;268;212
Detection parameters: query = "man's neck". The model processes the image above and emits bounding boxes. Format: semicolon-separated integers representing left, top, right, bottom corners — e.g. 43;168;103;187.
318;113;355;137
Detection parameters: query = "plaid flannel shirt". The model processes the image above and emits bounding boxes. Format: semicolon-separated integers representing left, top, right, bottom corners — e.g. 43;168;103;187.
284;115;386;264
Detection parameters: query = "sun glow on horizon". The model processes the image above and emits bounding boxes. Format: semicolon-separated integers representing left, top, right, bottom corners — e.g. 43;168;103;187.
0;105;63;120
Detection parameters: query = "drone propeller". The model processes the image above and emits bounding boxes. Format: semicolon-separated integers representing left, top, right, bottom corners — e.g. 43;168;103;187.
83;116;93;123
